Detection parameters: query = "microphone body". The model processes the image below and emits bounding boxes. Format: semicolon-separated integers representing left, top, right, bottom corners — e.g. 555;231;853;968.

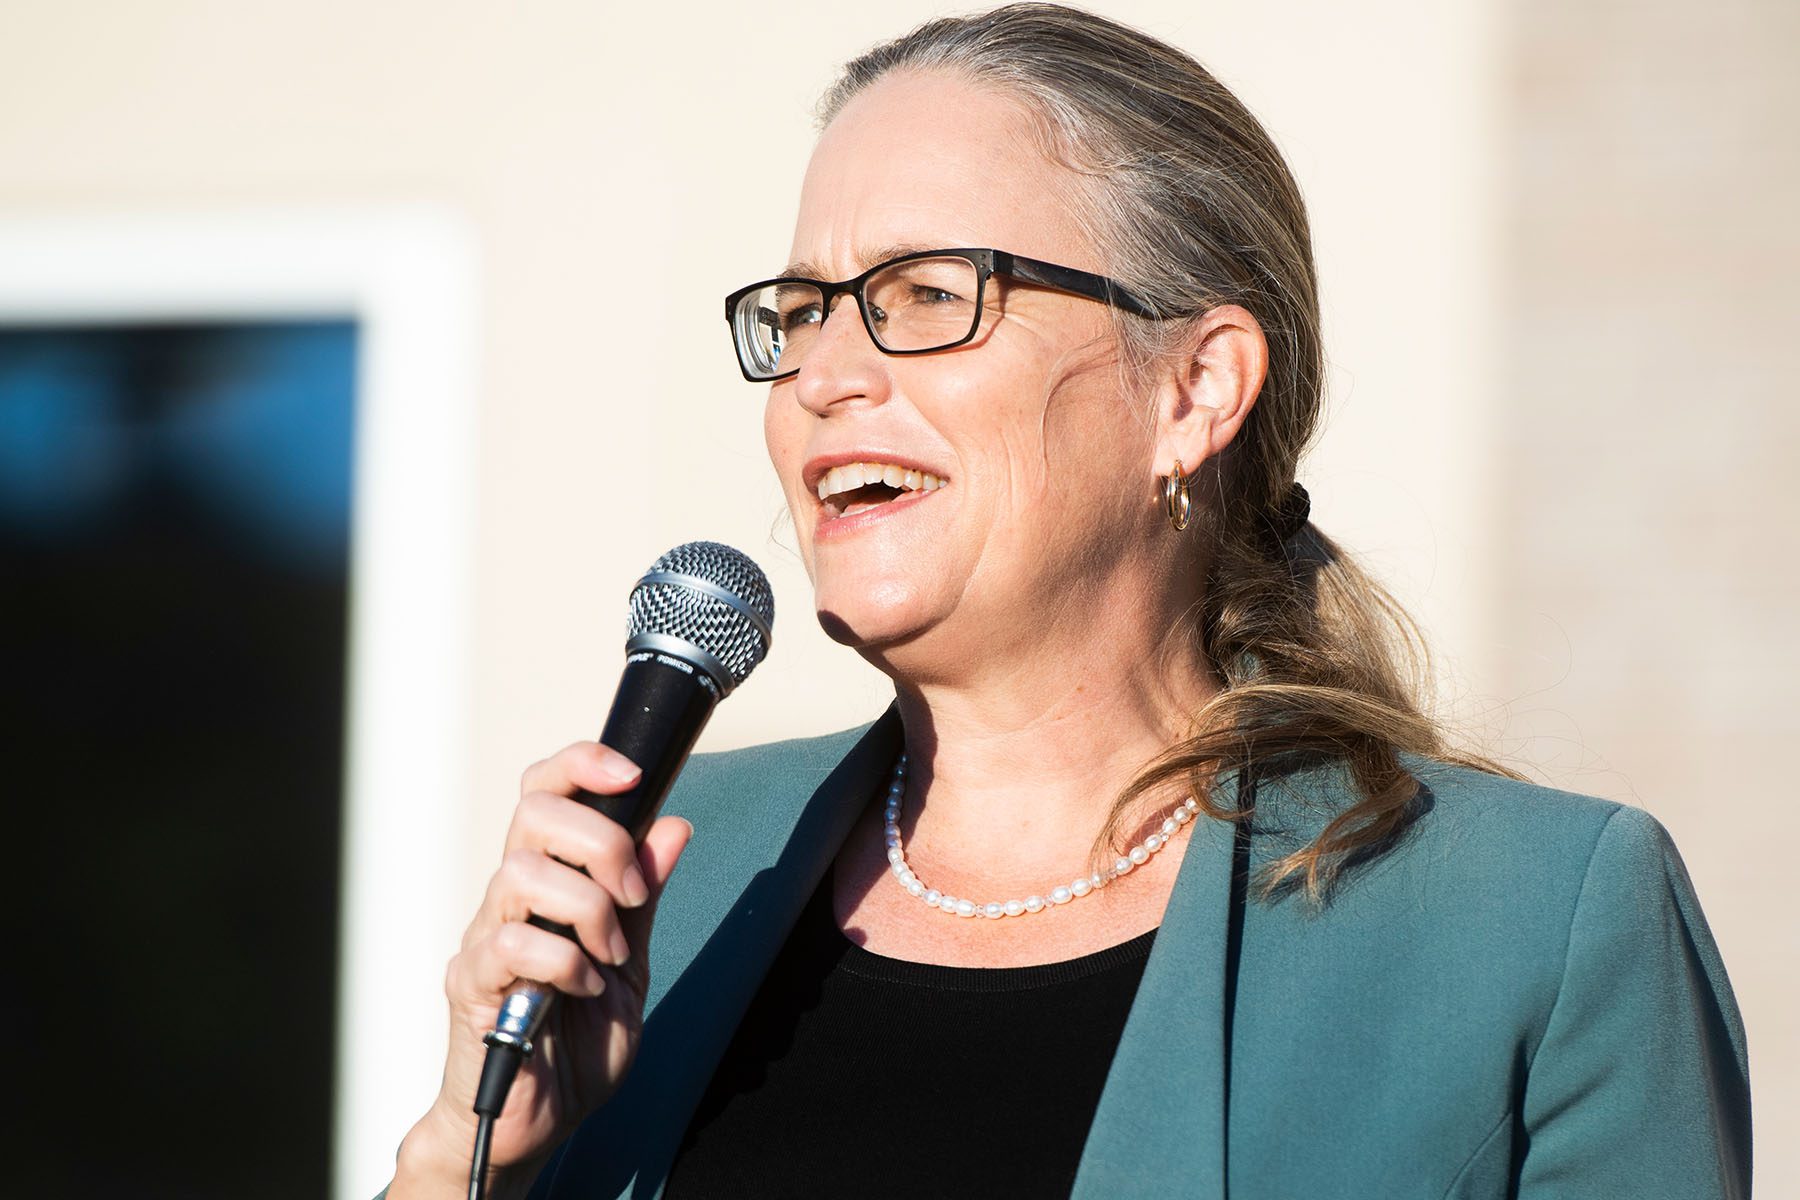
521;650;721;954
474;543;774;1129
479;653;723;1104
583;650;722;842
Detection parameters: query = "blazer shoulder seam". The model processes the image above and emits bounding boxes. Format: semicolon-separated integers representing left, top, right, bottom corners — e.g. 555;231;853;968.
1521;803;1629;1078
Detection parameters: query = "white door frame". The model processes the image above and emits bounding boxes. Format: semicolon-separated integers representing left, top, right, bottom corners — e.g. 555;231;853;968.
0;204;480;1199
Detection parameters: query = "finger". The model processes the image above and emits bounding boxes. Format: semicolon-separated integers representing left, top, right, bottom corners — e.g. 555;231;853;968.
451;920;607;1002
503;790;649;911
485;848;630;967
519;741;642;799
617;815;694;950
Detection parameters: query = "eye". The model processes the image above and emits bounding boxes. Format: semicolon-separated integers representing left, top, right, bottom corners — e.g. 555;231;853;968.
912;285;964;305
778;301;823;332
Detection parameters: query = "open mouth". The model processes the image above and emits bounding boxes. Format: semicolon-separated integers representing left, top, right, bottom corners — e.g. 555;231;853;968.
815;461;949;519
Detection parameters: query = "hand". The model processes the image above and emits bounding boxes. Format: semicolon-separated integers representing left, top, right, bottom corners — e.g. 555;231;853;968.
389;741;693;1198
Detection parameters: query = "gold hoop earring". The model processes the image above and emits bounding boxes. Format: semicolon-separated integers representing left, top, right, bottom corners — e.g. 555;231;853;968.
1164;459;1192;531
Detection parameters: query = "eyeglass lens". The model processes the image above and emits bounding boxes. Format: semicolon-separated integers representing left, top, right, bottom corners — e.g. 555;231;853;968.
732;255;983;379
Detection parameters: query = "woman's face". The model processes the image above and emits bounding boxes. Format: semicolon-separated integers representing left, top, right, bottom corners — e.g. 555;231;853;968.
764;71;1160;677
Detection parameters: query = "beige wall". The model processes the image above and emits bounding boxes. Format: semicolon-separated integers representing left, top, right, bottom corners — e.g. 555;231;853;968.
0;1;1787;1195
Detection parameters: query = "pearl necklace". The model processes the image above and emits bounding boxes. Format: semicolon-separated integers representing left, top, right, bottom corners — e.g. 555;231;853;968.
883;752;1199;918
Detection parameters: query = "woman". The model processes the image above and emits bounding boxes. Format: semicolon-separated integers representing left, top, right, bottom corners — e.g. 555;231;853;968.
384;5;1750;1197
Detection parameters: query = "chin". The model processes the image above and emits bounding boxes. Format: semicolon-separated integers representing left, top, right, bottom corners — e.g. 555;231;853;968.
811;574;939;651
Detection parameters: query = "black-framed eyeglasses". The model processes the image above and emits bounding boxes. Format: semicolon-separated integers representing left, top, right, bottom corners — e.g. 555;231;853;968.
723;247;1163;383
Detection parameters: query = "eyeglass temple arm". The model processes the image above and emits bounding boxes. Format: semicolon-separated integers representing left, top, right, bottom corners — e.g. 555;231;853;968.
994;251;1162;319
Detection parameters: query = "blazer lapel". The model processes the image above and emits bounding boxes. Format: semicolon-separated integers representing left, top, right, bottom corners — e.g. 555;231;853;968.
546;710;1249;1200
1068;766;1245;1200
545;707;902;1199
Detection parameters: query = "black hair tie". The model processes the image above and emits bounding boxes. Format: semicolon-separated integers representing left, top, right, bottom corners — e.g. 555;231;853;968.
1260;481;1311;545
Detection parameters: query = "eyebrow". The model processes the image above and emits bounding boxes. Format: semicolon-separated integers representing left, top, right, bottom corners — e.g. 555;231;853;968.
779;241;954;281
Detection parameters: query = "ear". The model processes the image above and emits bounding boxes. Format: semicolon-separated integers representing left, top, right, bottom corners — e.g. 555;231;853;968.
1149;303;1268;479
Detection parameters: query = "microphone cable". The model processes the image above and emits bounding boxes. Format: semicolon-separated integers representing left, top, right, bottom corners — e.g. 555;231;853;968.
468;1032;525;1200
468;1113;496;1200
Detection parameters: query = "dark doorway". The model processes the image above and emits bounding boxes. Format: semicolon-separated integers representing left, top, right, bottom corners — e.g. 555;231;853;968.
0;320;356;1198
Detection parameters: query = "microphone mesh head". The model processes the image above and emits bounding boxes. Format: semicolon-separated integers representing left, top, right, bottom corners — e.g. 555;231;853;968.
626;541;774;689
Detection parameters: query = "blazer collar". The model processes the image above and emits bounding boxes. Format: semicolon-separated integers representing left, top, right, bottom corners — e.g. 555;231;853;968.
545;705;1251;1200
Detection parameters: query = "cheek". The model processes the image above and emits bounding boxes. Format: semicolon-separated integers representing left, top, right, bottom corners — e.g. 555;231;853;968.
761;388;787;461
1006;385;1148;560
968;327;1130;492
1004;375;1137;494
763;393;815;555
763;391;805;496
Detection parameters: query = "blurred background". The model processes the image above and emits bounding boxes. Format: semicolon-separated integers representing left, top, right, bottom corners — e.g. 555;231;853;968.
0;1;1791;1196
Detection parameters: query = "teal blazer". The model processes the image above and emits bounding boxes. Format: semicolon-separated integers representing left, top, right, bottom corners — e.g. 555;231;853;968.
493;707;1750;1198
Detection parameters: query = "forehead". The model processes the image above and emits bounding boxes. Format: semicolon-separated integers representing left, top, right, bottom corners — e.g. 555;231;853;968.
789;70;1096;277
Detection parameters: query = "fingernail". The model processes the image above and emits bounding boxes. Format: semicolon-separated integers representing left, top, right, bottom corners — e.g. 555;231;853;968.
597;746;642;784
610;927;631;966
622;863;650;907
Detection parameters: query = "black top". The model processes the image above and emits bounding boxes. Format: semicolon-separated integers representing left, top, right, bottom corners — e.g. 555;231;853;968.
662;864;1159;1198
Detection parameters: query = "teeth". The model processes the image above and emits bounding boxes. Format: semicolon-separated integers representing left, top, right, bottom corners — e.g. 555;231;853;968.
814;460;949;503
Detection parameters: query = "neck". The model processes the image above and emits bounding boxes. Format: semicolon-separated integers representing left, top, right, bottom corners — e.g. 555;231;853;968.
885;629;1216;886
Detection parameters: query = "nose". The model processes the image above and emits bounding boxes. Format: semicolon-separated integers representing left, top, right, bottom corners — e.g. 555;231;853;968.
790;291;891;417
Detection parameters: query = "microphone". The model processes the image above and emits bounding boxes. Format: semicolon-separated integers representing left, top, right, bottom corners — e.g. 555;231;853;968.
467;542;774;1189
